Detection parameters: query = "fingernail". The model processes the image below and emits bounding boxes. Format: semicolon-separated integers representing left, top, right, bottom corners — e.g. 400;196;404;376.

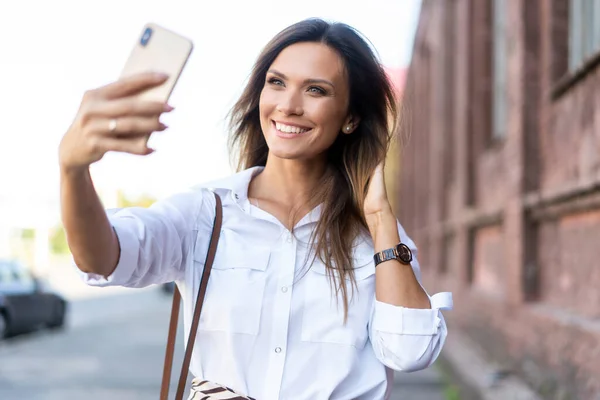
159;123;168;131
163;104;174;112
153;72;169;80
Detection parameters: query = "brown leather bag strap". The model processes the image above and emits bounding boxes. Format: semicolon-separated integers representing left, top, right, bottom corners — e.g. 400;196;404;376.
160;192;223;400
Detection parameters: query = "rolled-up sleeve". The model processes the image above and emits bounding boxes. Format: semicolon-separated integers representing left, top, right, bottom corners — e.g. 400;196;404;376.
369;222;453;372
78;189;206;288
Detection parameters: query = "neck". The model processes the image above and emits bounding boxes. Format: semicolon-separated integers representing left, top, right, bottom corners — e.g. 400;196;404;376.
249;154;327;209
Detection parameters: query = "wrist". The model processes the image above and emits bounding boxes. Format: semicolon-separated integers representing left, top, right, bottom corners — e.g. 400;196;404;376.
59;162;90;180
365;203;394;231
366;207;400;250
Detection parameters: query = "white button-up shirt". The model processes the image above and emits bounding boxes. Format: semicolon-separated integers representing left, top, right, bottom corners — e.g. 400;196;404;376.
80;166;453;400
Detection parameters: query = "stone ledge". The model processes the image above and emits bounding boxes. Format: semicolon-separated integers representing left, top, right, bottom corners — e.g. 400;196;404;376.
441;333;543;400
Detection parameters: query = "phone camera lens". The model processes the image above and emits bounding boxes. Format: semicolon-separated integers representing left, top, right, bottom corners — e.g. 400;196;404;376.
140;27;153;46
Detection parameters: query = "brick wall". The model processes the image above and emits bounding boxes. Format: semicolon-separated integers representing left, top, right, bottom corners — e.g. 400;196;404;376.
396;1;600;398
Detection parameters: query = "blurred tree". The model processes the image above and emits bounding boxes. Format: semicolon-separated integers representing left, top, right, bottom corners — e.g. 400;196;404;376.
383;66;407;215
117;190;157;208
47;191;157;256
20;228;35;240
11;228;36;266
49;225;69;255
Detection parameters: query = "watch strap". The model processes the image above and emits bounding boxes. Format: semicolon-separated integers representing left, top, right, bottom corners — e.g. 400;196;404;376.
373;243;413;266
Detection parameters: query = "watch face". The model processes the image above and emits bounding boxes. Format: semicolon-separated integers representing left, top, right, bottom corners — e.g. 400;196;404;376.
396;243;412;264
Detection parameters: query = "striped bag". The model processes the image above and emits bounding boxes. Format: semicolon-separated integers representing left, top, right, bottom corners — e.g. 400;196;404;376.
188;379;257;400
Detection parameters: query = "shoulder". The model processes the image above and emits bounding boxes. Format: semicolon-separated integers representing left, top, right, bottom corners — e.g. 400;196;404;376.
192;167;261;197
162;168;250;213
138;187;213;231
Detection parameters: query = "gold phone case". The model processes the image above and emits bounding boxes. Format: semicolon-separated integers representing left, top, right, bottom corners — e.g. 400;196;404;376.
120;23;193;102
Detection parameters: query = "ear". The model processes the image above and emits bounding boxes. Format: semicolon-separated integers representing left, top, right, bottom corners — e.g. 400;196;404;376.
341;115;360;135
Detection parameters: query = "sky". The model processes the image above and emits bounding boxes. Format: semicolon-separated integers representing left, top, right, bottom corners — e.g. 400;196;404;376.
0;0;421;227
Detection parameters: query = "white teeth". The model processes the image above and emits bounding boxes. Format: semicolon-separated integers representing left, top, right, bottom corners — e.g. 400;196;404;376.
275;122;309;134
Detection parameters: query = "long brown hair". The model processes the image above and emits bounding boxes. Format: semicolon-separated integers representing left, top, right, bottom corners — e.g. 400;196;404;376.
228;18;399;318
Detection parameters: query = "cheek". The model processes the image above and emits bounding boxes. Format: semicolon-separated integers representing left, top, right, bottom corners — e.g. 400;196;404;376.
259;89;276;118
308;103;344;134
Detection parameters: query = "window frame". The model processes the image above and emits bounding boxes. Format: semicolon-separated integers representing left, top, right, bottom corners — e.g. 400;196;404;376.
492;0;508;140
553;0;600;98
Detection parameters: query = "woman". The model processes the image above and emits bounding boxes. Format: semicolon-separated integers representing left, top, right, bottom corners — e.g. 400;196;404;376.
59;18;452;400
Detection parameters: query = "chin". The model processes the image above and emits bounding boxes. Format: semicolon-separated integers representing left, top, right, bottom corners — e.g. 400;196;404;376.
268;146;306;160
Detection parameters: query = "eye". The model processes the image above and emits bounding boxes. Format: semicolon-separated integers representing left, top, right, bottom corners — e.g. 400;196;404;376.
267;77;284;86
308;86;326;95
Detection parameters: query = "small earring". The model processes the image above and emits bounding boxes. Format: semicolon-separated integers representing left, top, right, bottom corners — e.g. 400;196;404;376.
346;125;351;132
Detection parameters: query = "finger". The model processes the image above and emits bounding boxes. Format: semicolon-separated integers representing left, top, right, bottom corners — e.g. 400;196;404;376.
101;135;154;156
91;117;167;137
89;98;173;119
96;72;169;100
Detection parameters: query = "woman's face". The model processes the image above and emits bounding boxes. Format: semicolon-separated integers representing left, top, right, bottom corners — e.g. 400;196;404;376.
259;42;355;161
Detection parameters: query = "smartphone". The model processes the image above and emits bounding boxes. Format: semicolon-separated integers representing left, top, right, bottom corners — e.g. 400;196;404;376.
120;23;193;102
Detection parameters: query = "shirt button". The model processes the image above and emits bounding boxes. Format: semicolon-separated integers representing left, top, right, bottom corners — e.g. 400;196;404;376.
281;286;288;293
275;347;282;353
286;233;293;243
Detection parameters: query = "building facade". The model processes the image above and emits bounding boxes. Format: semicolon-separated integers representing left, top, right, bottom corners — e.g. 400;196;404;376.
395;1;600;398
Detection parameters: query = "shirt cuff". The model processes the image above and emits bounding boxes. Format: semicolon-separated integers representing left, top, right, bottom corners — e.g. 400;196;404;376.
372;292;453;335
77;214;140;287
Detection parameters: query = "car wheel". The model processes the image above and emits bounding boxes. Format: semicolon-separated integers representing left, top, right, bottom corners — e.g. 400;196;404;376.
48;301;65;329
0;312;7;339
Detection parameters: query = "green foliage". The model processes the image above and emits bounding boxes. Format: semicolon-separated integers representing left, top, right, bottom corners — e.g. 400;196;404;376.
45;192;157;256
117;190;157;208
435;362;464;400
20;228;35;240
444;385;461;400
50;225;70;255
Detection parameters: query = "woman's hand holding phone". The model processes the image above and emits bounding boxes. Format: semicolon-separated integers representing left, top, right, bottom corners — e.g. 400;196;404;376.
57;24;191;280
58;72;173;173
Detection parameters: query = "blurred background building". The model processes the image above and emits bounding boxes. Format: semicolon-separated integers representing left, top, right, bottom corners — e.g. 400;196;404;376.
390;0;600;398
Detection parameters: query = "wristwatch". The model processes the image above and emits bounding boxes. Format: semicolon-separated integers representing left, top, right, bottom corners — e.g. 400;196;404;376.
373;243;413;266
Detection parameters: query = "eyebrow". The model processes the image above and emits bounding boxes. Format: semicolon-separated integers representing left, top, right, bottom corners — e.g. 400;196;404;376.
267;69;336;89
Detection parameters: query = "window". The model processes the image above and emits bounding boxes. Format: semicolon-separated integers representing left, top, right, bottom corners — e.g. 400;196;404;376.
492;0;508;139
444;0;455;186
569;0;600;70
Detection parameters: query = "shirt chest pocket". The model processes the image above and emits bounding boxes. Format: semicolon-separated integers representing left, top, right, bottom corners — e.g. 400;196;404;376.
194;233;270;336
300;255;375;349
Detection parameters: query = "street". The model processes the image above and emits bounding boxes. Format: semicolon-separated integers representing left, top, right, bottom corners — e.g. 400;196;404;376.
0;289;446;400
0;289;186;400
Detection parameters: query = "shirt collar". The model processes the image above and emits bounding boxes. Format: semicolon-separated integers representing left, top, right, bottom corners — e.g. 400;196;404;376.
197;166;322;228
197;166;264;207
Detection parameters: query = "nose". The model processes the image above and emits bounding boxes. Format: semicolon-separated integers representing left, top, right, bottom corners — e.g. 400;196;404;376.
276;90;304;116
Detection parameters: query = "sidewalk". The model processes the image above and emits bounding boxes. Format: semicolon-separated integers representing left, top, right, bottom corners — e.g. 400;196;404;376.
390;367;448;400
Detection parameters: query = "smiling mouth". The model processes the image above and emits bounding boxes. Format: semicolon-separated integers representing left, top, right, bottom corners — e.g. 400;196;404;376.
272;121;313;135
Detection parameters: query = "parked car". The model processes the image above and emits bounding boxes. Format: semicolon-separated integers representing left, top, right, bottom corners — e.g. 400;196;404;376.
161;281;176;294
0;259;67;339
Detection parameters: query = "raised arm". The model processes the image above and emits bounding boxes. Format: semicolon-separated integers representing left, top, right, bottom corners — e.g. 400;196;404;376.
58;72;172;277
60;167;119;277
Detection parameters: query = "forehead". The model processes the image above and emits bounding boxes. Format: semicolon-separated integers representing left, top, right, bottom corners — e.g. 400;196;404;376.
270;42;346;84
